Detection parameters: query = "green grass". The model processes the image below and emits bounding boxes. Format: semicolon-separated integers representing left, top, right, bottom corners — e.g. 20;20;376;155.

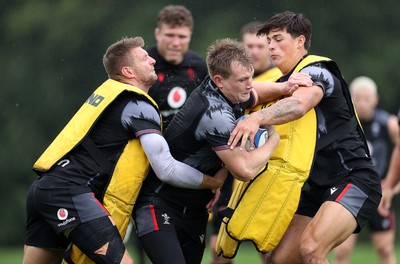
199;242;384;264
0;247;24;263
7;243;399;264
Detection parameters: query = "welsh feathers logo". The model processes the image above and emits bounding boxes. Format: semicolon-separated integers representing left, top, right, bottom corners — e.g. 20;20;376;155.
57;208;68;220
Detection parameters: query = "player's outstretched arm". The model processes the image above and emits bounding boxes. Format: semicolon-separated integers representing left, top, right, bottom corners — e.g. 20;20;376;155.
253;72;313;103
140;133;227;189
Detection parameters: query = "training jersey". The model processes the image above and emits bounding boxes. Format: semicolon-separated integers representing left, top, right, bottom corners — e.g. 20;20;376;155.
138;76;254;208
361;108;394;179
41;92;161;199
147;46;208;128
279;57;376;187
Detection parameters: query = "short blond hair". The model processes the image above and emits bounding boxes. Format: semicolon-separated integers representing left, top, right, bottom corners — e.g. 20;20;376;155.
349;76;377;95
103;37;144;79
206;38;253;78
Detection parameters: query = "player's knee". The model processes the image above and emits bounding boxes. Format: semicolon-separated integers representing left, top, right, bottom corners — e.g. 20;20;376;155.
334;244;353;259
67;216;127;264
376;243;394;258
299;236;321;262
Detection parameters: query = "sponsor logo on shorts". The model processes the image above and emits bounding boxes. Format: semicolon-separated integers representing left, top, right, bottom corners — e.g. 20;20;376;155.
57;208;68;220
57;217;76;227
161;213;171;225
330;187;338;195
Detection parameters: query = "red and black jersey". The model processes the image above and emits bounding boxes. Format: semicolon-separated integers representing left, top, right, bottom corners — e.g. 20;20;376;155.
147;46;208;129
138;77;254;208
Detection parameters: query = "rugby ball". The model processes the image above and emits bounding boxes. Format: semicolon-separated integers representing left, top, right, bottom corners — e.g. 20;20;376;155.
236;115;269;151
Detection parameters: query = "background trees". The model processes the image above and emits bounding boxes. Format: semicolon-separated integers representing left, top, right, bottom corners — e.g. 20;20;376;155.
1;0;399;245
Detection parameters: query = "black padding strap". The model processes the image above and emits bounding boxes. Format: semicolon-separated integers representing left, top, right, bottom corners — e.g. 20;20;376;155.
218;207;234;221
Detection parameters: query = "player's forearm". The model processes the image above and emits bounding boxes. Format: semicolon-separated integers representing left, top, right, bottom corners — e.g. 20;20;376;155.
229;130;279;181
198;174;225;189
256;96;306;126
385;143;400;190
253;82;287;103
140;133;203;188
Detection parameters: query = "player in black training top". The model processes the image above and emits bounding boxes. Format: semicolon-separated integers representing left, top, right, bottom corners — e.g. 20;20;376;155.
24;37;225;264
133;38;312;264
229;12;382;263
147;5;207;128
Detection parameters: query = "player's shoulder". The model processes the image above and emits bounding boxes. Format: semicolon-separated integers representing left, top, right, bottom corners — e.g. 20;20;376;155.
374;108;391;125
121;93;158;115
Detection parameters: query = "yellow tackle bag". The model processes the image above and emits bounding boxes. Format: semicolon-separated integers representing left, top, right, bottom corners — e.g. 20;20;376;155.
33;79;159;264
216;56;331;258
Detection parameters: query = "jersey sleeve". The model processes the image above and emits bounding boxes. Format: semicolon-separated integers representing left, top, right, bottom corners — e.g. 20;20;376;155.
300;63;337;97
120;97;162;137
196;108;236;151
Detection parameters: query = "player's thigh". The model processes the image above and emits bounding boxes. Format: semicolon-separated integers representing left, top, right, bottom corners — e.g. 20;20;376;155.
140;230;186;264
302;201;357;251
67;216;127;264
23;245;64;264
269;214;311;263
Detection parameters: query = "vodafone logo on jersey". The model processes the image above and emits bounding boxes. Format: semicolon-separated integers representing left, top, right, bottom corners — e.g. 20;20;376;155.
57;208;69;220
167;87;187;109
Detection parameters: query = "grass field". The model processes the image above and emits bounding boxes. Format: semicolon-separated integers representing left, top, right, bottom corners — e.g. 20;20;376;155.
4;242;400;263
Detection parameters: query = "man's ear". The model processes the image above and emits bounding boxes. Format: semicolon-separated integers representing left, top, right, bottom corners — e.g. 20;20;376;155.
212;75;224;89
297;35;306;48
121;66;134;78
154;27;160;41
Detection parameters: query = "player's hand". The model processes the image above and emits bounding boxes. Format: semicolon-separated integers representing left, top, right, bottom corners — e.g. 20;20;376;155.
264;125;280;149
378;185;393;217
284;72;313;95
199;167;228;189
206;189;221;213
213;167;228;189
228;113;260;150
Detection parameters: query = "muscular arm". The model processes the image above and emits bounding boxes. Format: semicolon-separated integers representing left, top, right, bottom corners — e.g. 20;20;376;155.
387;115;399;144
257;85;322;125
378;115;400;216
140;133;226;189
217;125;280;181
252;72;313;106
379;140;400;216
229;85;323;150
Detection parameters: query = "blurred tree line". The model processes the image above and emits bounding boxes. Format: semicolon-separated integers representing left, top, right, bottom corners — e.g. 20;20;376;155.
1;0;399;246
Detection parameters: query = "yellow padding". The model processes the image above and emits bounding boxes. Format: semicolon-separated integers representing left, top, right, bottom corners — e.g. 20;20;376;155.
32;79;159;264
216;56;330;257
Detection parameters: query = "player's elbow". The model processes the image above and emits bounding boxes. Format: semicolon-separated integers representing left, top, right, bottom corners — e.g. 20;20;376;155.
291;100;310;119
231;167;258;182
